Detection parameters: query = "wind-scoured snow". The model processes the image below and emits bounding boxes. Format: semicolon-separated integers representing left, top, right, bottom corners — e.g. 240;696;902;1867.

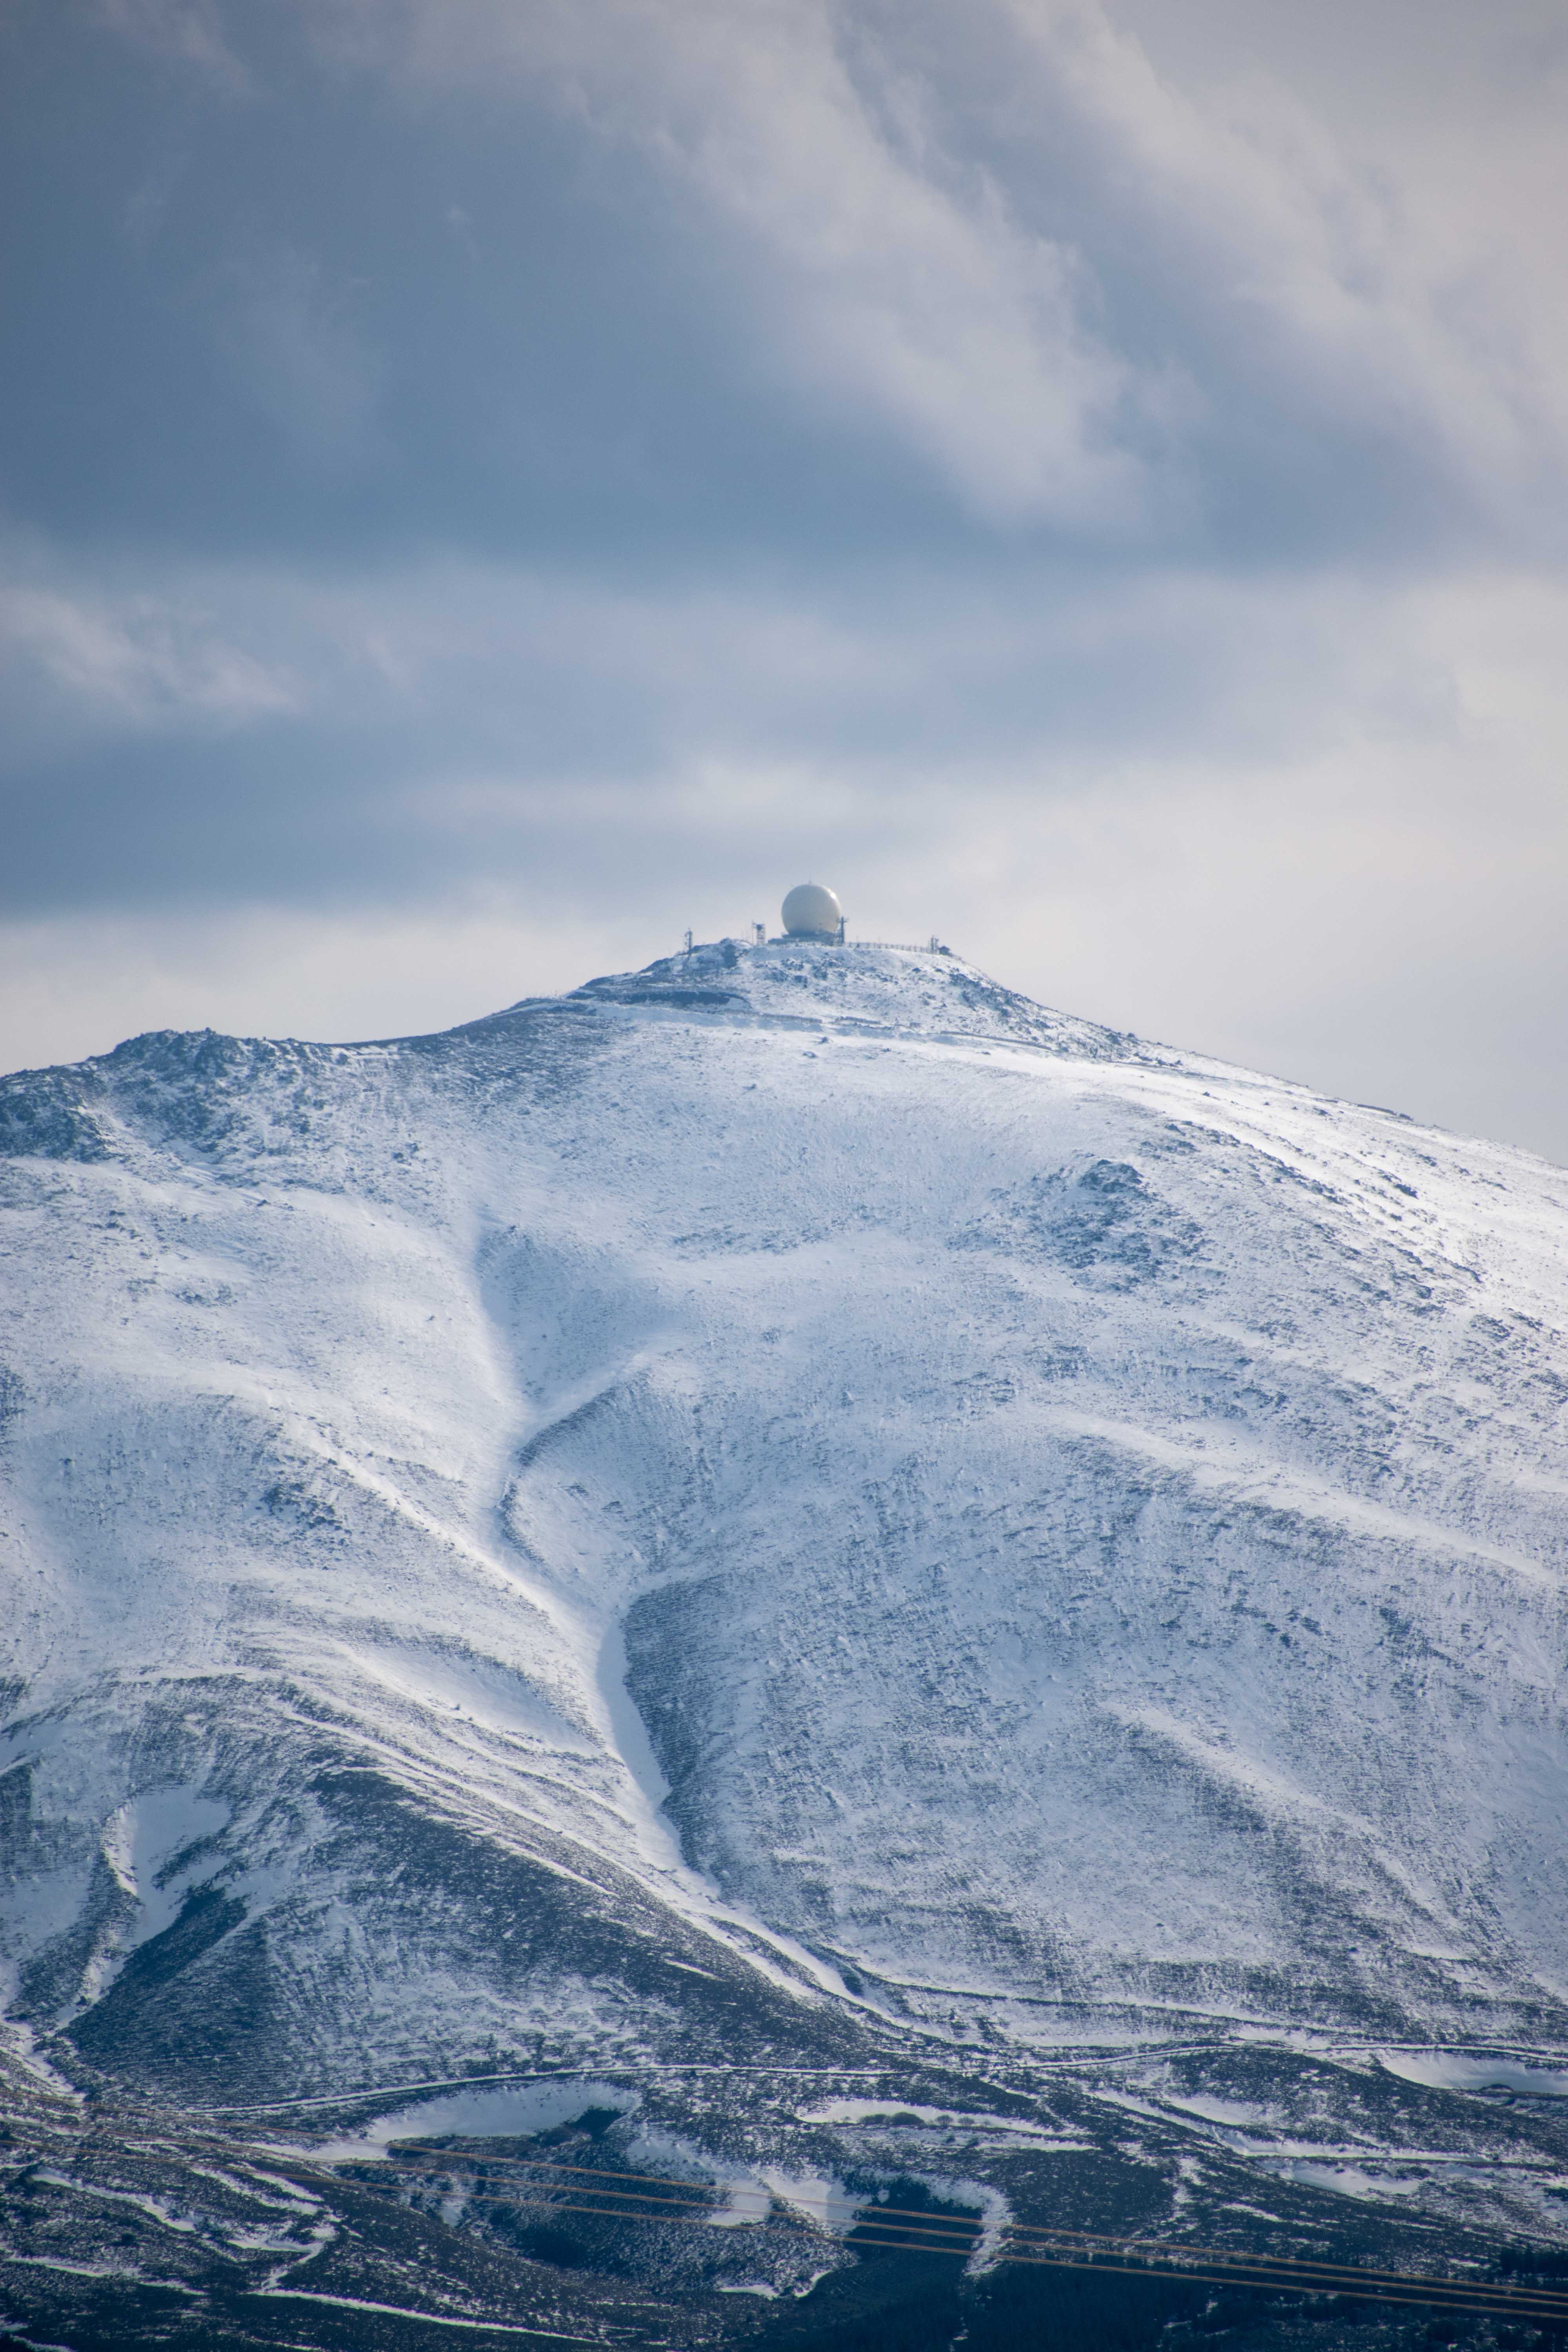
1;937;1566;2276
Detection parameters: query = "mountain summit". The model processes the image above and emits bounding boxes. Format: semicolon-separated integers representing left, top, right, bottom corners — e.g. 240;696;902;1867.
2;940;1566;2340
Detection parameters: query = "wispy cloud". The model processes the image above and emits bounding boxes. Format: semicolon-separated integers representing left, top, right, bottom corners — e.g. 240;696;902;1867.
215;241;383;465
92;0;253;93
0;578;300;733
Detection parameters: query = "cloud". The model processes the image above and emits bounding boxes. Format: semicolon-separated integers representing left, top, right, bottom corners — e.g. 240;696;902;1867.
294;0;1568;544
121;151;188;254
0;539;1468;903
354;0;1142;527
24;0;1566;562
92;0;252;92
2;534;1562;920
214;241;383;465
0;574;301;744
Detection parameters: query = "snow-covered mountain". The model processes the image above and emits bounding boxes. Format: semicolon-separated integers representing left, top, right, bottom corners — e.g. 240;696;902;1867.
2;939;1566;2343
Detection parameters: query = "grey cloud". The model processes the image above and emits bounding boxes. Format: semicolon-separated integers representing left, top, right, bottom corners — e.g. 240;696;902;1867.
289;0;1568;552
0;545;1485;920
13;0;1560;571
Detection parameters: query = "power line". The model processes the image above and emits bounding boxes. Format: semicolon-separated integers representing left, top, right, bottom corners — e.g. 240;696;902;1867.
348;2146;1558;2287
360;2184;1568;2321
331;2149;1568;2321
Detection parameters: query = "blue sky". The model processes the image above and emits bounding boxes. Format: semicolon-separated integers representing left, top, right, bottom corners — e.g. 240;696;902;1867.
4;0;1567;1155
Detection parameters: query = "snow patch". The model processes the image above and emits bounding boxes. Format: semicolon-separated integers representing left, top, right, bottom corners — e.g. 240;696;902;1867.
282;2080;636;2165
1377;2051;1568;2099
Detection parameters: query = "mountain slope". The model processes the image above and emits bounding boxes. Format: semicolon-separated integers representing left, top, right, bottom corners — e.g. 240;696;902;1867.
2;939;1566;2337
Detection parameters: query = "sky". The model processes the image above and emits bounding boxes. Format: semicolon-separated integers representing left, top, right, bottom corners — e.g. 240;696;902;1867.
3;0;1567;1160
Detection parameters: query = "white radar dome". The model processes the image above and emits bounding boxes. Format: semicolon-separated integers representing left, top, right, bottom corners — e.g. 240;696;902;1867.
781;883;843;939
